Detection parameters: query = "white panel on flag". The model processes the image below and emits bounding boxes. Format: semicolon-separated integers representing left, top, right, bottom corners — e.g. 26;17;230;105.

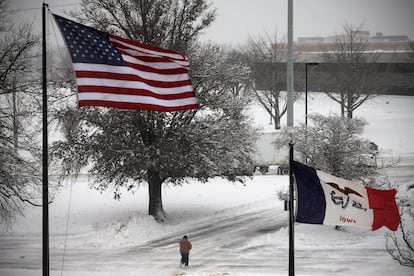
317;170;374;228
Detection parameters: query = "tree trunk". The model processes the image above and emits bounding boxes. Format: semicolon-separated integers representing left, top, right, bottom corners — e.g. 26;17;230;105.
273;97;281;130
274;116;281;130
347;91;353;119
347;108;353;119
147;167;166;222
12;88;18;150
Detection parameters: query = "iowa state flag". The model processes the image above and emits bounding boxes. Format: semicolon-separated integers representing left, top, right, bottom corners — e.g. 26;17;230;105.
293;161;400;231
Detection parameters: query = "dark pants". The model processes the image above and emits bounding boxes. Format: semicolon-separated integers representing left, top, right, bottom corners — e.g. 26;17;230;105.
180;252;189;266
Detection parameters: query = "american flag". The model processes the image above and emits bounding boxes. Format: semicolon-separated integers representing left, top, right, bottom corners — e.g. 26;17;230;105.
53;14;198;112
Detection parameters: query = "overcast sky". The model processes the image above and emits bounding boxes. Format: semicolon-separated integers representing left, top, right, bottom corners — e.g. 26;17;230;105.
204;0;414;45
8;0;414;46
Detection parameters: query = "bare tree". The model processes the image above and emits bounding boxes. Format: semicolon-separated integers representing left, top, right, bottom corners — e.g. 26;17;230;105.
224;48;251;99
246;32;298;129
409;41;414;59
322;23;380;118
386;187;414;268
52;0;258;222
0;0;42;226
0;3;38;89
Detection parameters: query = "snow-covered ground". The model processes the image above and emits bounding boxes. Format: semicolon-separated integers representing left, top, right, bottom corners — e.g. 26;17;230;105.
1;94;414;276
252;93;414;156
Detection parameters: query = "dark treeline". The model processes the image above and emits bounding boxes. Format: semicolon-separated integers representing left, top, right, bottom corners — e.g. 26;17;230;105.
254;62;414;96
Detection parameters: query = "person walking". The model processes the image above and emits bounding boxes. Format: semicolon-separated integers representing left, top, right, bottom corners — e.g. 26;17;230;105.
179;235;192;267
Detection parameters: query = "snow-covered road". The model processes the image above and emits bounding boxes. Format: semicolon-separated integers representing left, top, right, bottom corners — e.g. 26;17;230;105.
133;201;288;275
0;200;288;275
1;195;412;276
1;155;413;275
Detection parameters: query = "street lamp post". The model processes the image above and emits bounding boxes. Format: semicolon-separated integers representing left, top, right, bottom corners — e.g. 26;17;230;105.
305;62;319;126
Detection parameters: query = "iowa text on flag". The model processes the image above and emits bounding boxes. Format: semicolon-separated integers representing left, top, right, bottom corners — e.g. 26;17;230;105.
293;161;400;231
53;14;198;112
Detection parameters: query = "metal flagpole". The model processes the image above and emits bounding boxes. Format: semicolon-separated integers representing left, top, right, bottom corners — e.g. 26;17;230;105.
42;2;50;276
288;142;295;276
287;0;295;274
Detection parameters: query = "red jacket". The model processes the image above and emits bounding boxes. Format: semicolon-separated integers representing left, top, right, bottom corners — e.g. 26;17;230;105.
179;239;192;253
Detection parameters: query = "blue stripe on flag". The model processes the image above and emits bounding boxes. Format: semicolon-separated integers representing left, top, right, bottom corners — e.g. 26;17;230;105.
293;161;326;224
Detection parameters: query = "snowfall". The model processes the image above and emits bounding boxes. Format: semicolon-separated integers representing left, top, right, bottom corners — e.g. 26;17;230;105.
1;93;414;276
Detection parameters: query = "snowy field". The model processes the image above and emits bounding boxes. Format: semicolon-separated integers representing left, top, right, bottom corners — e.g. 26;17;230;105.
1;94;414;276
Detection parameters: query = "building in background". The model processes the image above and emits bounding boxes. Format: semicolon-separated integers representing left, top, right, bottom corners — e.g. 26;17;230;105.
253;31;414;96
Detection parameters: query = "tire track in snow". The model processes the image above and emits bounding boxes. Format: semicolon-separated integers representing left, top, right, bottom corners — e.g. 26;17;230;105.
0;199;288;274
129;199;286;250
125;199;288;274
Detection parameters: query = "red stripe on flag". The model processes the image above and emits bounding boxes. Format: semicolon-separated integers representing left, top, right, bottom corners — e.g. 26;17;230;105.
367;187;400;231
79;100;199;112
75;71;192;88
78;86;196;100
120;51;182;63
110;34;187;58
122;60;189;75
